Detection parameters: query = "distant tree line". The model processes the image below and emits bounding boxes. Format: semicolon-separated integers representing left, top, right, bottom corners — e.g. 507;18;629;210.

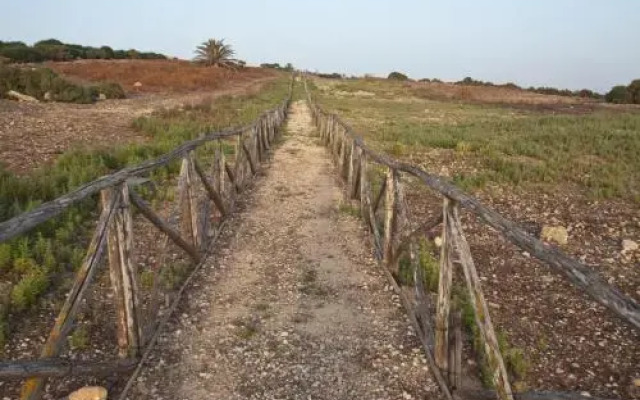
260;62;294;72
0;39;166;63
452;76;603;100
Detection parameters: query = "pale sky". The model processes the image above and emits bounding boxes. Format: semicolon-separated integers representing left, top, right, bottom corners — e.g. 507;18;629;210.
1;0;638;92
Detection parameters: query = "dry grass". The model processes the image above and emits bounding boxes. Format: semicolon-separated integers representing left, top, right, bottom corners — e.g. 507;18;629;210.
48;59;277;93
318;77;605;107
409;80;591;105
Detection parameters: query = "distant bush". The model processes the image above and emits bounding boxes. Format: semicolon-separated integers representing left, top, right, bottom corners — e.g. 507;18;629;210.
0;65;125;103
604;80;640;104
316;72;344;79
0;38;166;63
260;62;294;72
388;71;408;81
628;79;640;104
604;86;629;104
457;76;489;86
454;76;603;99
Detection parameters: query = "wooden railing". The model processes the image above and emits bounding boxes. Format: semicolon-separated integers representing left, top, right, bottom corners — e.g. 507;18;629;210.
303;79;639;400
0;79;293;400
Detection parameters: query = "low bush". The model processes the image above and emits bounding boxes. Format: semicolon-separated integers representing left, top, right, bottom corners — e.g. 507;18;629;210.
388;71;408;81
0;65;125;103
93;82;126;99
10;270;49;312
605;85;631;104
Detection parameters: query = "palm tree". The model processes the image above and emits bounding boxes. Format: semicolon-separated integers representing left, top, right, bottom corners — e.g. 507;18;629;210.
194;39;239;68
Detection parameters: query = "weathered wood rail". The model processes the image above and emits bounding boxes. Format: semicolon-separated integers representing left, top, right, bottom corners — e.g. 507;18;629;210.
303;79;636;400
0;79;293;400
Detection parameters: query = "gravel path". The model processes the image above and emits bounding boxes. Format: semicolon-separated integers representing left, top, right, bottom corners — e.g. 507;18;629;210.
127;101;442;400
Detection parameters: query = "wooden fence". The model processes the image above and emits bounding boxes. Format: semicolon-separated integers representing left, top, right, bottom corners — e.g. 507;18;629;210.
303;79;639;400
0;79;293;400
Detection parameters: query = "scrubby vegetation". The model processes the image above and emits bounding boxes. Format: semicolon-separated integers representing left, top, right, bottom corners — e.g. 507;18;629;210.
0;77;292;349
454;76;602;100
313;77;640;202
605;79;640;104
0;65;125;103
315;72;345;79
387;71;409;81
0;39;166;63
260;62;294;72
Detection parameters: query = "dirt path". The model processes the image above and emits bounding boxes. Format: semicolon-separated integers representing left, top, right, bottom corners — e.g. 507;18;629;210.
0;76;274;173
127;101;442;400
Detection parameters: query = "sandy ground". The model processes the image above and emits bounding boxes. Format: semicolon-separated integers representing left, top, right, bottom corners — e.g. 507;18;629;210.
127;101;442;400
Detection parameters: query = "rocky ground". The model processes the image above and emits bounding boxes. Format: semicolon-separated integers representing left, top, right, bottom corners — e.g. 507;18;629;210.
0;75;275;173
125;101;442;400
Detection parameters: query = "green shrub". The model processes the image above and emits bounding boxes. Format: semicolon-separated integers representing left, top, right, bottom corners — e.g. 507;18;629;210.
68;325;89;350
627;79;640;104
0;46;45;63
0;65;91;103
396;238;439;289
12;258;37;274
93;82;126;99
0;244;11;272
605;85;630;104
140;269;155;290
10;270;49;312
387;71;408;81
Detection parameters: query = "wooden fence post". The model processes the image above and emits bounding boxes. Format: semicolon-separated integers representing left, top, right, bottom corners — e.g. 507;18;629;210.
346;141;355;200
116;184;142;355
193;159;227;217
359;151;370;227
448;309;462;391
101;185;142;358
435;197;455;373
447;205;514;400
235;134;244;191
383;168;400;272
263;117;270;152
179;153;200;249
333;120;341;161
212;143;225;201
351;146;361;200
21;193;120;400
338;129;346;177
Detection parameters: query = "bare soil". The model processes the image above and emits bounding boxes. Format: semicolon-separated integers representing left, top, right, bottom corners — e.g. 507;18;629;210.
401;163;640;399
126;101;442;400
0;74;276;173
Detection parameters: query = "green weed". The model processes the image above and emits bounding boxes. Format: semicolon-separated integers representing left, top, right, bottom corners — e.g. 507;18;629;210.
338;201;360;218
313;78;640;202
396;238;439;290
0;76;292;346
10;270;49;312
68;325;89;350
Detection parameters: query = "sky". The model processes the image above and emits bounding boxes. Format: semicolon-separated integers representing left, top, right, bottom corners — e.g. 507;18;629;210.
1;0;638;93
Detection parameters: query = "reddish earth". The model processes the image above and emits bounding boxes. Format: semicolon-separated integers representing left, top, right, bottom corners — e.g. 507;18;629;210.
0;64;278;173
47;59;276;94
